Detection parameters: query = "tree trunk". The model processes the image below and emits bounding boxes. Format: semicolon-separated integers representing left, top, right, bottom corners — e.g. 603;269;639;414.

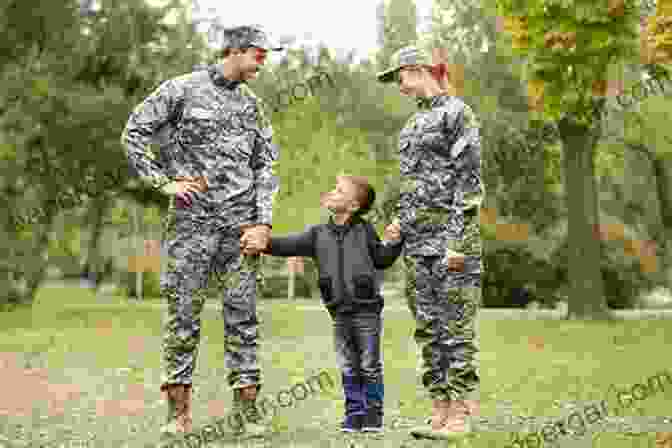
628;144;672;278
82;196;111;289
558;117;611;319
21;200;59;306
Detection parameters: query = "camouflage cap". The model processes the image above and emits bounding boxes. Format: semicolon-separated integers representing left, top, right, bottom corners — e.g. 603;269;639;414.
221;25;283;51
376;45;432;83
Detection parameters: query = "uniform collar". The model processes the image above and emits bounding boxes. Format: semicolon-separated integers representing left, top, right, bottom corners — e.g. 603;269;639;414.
327;214;361;232
416;93;451;110
208;63;245;90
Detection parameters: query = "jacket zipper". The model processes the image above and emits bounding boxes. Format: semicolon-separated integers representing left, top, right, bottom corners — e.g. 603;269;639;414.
336;230;346;307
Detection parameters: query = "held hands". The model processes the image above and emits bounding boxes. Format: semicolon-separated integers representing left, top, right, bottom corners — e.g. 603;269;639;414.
383;218;402;244
240;225;271;256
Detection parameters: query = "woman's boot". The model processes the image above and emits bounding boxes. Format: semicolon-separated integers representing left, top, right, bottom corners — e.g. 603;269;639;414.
160;384;193;440
411;398;477;440
232;384;268;438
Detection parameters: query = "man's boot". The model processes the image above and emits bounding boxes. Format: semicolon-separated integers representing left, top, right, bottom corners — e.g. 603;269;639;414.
232;384;268;438
160;384;193;440
411;399;477;441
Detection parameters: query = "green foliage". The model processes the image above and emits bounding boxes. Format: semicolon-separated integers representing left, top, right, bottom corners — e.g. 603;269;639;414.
269;95;397;235
630;94;672;160
483;246;564;307
0;0;208;303
496;0;640;125
120;271;161;299
376;0;419;70
549;238;654;308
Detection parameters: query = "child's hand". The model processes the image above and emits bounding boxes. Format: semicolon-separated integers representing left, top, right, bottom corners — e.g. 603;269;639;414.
383;219;401;242
443;249;465;272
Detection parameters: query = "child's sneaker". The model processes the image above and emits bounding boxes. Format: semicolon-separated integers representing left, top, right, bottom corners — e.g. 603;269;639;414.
362;410;383;432
362;381;384;432
341;413;364;433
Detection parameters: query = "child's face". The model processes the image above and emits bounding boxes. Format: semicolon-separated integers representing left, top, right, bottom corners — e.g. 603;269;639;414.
320;177;360;214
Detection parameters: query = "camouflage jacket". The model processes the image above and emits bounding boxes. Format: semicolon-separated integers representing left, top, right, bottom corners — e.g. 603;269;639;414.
396;94;484;257
120;63;279;229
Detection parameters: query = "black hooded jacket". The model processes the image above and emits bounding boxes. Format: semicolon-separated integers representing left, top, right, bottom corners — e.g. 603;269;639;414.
263;215;403;314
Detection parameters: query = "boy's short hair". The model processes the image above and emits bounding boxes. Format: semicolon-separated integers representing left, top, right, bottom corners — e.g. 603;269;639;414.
338;175;376;215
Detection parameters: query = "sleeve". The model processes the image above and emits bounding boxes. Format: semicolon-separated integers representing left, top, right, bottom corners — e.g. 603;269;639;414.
120;79;184;193
448;104;485;212
395;121;419;237
366;223;403;269
248;89;280;228
263;227;315;258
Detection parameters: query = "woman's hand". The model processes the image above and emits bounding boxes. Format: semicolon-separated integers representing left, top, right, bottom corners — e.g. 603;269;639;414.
444;249;465;272
383;218;402;243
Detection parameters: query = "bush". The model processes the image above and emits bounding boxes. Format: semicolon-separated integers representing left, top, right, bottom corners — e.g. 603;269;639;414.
122;270;161;299
483;247;564;308
549;239;655;309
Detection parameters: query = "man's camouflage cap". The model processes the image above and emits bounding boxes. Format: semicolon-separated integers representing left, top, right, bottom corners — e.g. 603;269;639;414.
376;45;432;83
221;25;283;51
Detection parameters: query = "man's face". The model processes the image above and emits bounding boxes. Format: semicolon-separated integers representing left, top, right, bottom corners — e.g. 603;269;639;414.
398;65;427;96
320;177;360;214
231;46;268;81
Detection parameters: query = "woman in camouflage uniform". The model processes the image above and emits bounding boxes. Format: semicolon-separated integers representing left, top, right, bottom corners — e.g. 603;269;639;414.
377;45;484;441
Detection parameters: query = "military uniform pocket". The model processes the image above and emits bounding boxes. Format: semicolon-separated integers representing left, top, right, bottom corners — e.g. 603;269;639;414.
177;106;221;147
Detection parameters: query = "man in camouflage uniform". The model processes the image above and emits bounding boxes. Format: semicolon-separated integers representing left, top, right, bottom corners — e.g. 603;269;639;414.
377;45;484;440
120;25;283;440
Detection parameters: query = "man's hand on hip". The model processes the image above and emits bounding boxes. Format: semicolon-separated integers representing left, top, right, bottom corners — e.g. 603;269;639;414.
161;176;207;207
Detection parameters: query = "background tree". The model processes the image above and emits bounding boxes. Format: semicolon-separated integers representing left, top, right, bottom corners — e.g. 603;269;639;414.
0;0;209;307
376;0;419;70
496;0;642;319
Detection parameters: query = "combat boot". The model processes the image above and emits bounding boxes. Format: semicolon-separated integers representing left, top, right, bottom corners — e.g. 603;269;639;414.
159;384;193;441
232;384;269;438
411;398;477;441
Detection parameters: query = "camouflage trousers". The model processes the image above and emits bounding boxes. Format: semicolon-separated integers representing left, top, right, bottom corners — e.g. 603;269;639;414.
402;211;481;402
160;211;264;392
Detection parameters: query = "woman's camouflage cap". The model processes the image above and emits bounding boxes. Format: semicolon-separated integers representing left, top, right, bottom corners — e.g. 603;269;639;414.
376;45;432;83
221;25;284;51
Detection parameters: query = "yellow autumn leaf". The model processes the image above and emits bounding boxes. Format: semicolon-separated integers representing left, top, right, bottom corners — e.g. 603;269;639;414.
640;255;659;273
527;79;545;111
592;79;607;97
657;0;672;17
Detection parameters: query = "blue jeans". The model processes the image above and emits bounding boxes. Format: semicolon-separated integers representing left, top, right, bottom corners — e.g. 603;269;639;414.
333;312;384;417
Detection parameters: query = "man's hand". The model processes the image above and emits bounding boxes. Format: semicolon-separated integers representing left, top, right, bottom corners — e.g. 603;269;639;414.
162;176;207;207
240;225;271;256
383;218;402;242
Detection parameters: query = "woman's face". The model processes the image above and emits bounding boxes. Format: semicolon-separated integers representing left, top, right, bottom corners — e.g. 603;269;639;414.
398;66;429;97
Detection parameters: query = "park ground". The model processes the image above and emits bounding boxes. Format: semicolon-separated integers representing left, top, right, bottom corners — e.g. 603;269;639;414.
0;285;671;448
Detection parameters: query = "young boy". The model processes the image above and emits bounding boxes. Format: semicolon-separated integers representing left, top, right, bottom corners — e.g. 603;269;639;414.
240;175;403;433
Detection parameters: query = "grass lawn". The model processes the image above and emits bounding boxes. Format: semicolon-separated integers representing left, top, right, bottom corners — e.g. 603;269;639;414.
0;286;670;447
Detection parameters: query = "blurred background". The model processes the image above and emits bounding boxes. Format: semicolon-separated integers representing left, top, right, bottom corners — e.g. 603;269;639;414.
1;0;671;312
